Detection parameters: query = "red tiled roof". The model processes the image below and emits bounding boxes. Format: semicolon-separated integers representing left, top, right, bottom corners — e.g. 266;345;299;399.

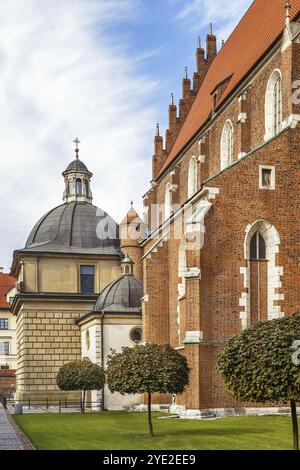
0;369;16;377
0;273;15;309
158;0;300;178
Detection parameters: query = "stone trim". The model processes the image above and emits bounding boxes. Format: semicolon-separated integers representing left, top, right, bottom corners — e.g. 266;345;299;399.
183;331;203;344
240;220;283;329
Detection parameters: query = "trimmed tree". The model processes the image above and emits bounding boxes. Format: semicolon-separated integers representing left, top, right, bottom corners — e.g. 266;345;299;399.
56;358;105;412
106;343;190;437
218;314;300;450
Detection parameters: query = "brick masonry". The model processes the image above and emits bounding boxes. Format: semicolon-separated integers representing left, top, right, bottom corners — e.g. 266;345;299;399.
142;22;300;412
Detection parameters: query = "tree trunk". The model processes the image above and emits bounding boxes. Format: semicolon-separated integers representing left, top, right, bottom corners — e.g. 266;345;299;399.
82;390;86;414
291;400;299;451
147;392;154;437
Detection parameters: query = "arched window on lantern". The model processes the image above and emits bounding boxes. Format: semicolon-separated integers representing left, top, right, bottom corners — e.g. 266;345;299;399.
187;156;197;199
76;178;82;196
265;69;282;140
220;120;233;170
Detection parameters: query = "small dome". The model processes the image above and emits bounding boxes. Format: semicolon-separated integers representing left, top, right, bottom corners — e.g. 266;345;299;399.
94;274;143;313
24;202;120;255
63;159;91;175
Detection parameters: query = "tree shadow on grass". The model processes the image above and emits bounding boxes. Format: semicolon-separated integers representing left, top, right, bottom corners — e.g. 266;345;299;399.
127;426;272;441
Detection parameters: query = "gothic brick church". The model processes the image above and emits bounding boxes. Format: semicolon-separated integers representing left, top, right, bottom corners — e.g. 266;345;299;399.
142;0;300;416
6;0;300;416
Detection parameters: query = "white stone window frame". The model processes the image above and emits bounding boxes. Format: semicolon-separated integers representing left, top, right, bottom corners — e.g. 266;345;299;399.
186;200;212;234
164;183;172;221
259;165;276;190
187;156;198;199
178;239;187;299
239;220;283;330
220;119;234;171
264;69;282;141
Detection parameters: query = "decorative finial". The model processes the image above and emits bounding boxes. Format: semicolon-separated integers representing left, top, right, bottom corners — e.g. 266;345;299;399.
156;123;160;137
73;137;81;159
209;23;213;35
285;1;291;26
170;93;174;106
130;200;133;208
184;66;188;79
197;36;201;49
222;39;225;47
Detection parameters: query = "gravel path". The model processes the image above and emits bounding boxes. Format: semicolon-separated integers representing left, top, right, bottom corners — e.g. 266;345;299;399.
0;404;32;450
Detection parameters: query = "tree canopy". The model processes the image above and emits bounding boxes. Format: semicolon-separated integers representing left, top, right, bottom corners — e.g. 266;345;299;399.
56;358;105;410
106;343;190;436
218;314;300;450
107;343;190;396
217;314;300;403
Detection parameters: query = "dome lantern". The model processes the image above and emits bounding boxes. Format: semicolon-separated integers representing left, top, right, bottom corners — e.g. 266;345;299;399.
121;255;134;275
62;138;93;204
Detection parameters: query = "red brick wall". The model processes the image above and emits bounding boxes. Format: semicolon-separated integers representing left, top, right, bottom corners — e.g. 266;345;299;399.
142;39;300;410
0;371;16;397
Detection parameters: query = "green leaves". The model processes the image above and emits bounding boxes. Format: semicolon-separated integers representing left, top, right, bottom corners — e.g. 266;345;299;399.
217;314;300;403
106;343;190;396
56;359;105;392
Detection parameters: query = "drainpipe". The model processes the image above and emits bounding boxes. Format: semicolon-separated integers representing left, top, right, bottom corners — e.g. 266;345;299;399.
101;310;105;411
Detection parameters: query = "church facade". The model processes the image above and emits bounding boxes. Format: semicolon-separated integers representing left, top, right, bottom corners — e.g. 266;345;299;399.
10;147;144;408
6;0;300;417
142;0;300;416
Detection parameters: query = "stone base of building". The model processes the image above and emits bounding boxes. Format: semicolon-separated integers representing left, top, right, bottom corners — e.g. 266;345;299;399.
133;404;172;413
15;389;81;406
169;405;300;418
131;404;300;418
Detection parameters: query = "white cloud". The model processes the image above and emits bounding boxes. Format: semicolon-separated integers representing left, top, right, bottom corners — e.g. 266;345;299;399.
0;0;158;270
174;0;253;41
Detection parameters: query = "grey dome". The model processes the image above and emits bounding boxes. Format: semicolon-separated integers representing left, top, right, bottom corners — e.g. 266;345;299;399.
94;275;143;313
63;159;91;175
25;202;120;255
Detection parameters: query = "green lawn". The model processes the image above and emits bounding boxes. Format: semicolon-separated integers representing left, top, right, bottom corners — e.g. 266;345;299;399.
13;412;298;450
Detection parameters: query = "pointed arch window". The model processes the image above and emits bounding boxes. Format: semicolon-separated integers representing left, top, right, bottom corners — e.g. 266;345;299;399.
250;232;266;260
187;156;198;199
249;230;267;325
220;120;233;170
265;69;282;140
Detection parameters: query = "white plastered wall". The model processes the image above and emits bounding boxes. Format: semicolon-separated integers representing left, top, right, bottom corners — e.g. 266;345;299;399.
80;317;142;410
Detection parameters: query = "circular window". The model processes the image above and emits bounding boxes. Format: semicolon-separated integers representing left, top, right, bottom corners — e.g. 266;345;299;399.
130;327;142;344
85;329;90;350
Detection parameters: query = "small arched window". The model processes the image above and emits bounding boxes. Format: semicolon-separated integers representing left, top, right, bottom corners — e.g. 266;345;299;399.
164;183;171;221
265;69;282;140
220;120;233;170
187;156;197;199
250;231;266;260
76;178;82;196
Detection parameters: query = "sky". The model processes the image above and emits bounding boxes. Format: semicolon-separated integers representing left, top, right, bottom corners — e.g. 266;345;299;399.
0;0;252;271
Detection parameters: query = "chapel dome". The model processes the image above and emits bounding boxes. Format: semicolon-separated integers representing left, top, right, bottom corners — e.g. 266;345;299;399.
94;274;143;313
25;201;120;256
63;159;91;175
